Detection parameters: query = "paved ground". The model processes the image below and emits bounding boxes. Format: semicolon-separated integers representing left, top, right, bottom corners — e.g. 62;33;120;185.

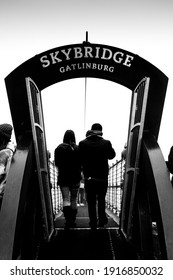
38;205;138;260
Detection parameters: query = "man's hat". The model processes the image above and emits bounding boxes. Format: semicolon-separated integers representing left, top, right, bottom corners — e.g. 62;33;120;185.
91;123;103;135
0;123;13;140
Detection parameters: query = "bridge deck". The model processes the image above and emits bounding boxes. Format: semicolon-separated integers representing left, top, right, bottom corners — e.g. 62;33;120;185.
38;206;138;260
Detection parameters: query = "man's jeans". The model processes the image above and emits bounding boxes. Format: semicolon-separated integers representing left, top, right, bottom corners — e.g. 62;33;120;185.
85;179;107;227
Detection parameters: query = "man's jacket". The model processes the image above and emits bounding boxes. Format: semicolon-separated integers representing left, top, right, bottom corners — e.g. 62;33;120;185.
79;133;115;180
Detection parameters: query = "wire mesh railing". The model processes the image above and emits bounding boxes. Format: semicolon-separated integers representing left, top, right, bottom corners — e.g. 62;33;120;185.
49;161;63;214
106;159;125;217
49;159;125;216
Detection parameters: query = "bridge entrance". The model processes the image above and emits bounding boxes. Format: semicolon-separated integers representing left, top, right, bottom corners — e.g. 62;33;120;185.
1;41;173;259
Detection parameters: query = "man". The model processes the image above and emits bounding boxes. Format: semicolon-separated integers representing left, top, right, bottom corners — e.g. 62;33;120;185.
79;123;116;229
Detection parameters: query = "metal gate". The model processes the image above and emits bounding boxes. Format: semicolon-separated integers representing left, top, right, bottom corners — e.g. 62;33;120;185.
26;77;54;241
120;77;150;238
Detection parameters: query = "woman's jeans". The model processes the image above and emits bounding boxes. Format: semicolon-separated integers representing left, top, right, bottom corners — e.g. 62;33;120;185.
60;184;79;210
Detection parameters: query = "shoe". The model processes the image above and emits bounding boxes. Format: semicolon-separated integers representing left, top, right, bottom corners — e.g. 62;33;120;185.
98;216;108;227
98;223;105;228
89;221;97;231
70;222;76;228
90;225;97;232
64;222;70;230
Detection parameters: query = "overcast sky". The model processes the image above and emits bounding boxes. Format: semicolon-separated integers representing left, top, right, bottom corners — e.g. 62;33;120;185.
0;0;173;161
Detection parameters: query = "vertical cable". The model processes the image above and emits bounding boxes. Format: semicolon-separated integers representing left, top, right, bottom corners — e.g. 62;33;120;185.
84;31;88;135
84;77;87;134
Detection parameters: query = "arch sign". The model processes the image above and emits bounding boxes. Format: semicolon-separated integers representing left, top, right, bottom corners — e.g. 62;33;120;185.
5;41;168;140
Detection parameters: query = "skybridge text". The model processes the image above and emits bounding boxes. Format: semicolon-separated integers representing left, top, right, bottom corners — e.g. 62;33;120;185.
40;45;134;68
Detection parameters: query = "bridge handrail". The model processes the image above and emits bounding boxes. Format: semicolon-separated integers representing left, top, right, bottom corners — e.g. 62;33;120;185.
0;135;54;260
142;134;173;259
49;161;63;214
0;134;53;259
49;159;125;217
106;159;125;217
120;133;173;259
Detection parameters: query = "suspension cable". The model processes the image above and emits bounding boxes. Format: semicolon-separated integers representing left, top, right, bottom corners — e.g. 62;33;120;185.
84;31;88;135
84;77;87;134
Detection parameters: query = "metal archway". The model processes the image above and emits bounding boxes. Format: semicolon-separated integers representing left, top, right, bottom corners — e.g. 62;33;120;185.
5;42;168;140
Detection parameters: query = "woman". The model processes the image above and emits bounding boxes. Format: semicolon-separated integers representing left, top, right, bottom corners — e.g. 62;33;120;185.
54;130;81;228
0;123;15;209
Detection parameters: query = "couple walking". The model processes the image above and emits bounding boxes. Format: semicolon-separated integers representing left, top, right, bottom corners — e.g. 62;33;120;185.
54;123;115;230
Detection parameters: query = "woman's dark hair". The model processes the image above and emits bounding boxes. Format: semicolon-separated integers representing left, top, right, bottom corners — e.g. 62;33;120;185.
63;130;76;145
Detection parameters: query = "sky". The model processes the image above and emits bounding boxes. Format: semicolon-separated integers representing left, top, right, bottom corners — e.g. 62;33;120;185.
0;0;173;161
